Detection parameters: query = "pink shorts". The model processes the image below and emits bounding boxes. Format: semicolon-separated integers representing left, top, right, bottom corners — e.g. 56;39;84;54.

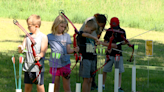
49;64;71;76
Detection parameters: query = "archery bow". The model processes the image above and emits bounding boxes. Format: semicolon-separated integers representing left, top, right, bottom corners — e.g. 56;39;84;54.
60;11;82;79
13;19;42;84
120;34;134;62
106;28;134;62
92;28;134;75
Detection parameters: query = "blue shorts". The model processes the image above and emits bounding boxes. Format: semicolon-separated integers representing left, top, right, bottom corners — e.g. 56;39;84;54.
24;72;44;85
79;58;96;78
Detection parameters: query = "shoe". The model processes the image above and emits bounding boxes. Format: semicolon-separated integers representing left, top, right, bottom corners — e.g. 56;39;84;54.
93;85;98;89
119;88;124;92
94;85;98;90
91;87;94;90
103;86;105;90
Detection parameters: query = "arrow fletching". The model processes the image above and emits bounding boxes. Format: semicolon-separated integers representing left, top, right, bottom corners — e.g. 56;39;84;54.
52;52;55;58
56;53;61;59
12;55;15;64
19;54;24;64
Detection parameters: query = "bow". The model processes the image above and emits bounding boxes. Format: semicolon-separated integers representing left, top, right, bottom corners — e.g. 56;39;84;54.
13;19;42;84
120;34;134;62
92;28;134;75
60;11;82;79
106;28;134;62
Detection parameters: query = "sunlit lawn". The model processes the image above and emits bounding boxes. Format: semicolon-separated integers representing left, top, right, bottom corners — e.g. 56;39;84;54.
0;18;164;92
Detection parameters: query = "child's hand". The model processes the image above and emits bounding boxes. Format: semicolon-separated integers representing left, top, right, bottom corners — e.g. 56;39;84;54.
106;49;112;54
35;54;41;61
125;40;130;44
99;41;103;45
99;41;105;46
74;47;79;52
18;45;23;53
95;39;100;45
111;43;118;48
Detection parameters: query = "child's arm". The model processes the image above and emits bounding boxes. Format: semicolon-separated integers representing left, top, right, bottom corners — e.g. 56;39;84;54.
35;35;48;61
82;32;100;44
18;37;26;53
120;40;130;45
67;44;79;54
100;40;117;48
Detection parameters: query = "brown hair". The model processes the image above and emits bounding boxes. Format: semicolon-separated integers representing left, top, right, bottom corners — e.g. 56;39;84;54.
94;13;107;23
51;15;69;35
26;14;41;27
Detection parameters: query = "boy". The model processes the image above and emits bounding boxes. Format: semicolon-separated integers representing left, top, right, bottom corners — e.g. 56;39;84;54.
79;13;107;90
77;19;100;92
102;17;129;92
18;15;48;92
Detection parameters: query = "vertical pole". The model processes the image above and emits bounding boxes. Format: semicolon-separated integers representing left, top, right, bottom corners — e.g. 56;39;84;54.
147;56;149;88
98;74;103;92
98;45;103;92
76;83;81;92
132;45;138;92
48;83;55;92
145;40;153;88
114;68;119;92
132;50;136;92
114;55;120;92
16;89;22;92
132;66;136;92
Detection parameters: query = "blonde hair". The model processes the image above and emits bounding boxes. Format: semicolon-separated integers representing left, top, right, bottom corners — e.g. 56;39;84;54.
51;15;69;35
26;14;41;27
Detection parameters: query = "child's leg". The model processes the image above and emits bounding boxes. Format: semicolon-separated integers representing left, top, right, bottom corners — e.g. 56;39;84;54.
119;73;122;88
103;72;107;85
89;78;92;92
82;78;92;92
117;56;124;88
103;56;114;85
54;76;60;92
62;76;71;92
36;84;45;92
24;84;32;92
24;72;32;92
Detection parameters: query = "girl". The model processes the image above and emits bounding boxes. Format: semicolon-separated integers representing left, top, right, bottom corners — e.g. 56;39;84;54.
47;15;79;92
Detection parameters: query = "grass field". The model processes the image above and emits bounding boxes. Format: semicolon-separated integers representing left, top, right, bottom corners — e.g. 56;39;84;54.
0;0;164;32
0;18;164;92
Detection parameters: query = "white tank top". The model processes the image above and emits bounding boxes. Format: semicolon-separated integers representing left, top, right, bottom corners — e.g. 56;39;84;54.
23;32;45;72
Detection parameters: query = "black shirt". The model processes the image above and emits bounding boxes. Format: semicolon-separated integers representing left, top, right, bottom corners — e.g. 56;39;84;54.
104;28;126;56
77;31;96;60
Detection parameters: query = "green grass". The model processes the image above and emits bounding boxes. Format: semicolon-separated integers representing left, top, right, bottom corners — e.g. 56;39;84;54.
0;0;164;31
1;18;164;92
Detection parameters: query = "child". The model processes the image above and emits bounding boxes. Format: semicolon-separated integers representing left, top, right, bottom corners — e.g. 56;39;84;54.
18;15;48;92
102;17;129;92
79;13;107;90
47;15;79;92
77;19;101;92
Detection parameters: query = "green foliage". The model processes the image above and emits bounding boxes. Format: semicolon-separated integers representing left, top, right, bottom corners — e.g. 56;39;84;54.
0;0;164;31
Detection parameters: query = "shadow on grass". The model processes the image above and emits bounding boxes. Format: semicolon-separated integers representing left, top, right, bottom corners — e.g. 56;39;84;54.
0;35;25;43
0;39;164;92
